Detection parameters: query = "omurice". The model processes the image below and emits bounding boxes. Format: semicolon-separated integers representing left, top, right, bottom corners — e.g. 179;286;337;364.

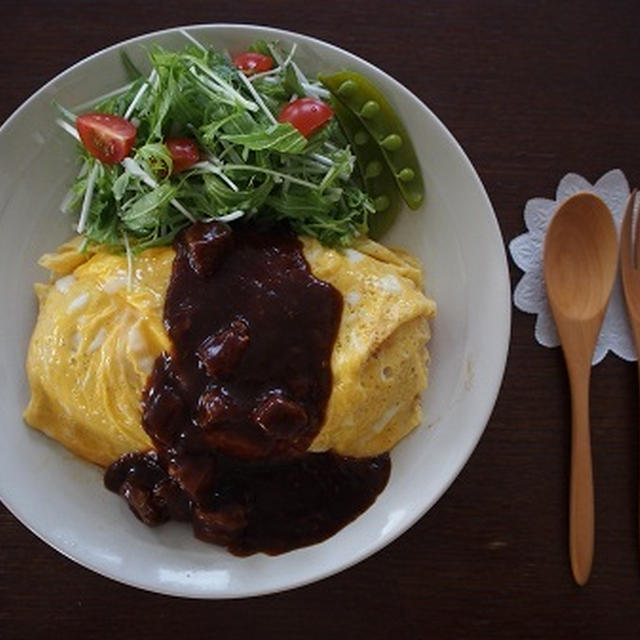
25;222;436;554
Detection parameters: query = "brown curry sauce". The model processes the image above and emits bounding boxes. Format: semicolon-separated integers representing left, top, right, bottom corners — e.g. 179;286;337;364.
104;222;390;555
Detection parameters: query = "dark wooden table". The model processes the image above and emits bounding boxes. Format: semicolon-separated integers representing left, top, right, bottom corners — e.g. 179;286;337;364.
2;1;640;637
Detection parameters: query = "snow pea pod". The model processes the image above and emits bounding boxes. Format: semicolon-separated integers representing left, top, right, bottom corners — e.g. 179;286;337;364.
330;98;399;239
319;70;424;210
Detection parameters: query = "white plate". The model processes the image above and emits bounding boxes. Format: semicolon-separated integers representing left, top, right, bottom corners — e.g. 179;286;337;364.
0;24;510;598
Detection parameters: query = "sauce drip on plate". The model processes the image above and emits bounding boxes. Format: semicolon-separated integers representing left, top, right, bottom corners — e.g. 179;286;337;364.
105;222;390;555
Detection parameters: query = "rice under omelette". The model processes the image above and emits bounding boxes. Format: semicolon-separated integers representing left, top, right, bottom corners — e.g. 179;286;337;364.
24;236;436;467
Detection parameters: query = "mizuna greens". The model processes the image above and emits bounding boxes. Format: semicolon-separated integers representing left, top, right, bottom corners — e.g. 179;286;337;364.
57;35;378;251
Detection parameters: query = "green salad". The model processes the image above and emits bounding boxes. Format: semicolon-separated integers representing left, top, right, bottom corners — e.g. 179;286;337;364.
56;33;423;251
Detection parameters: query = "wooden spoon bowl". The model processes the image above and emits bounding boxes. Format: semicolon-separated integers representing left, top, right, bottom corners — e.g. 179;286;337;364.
546;197;619;322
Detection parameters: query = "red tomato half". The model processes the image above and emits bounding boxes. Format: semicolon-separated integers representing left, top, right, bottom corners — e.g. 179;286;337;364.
76;113;137;165
278;98;334;137
233;52;274;76
166;137;200;173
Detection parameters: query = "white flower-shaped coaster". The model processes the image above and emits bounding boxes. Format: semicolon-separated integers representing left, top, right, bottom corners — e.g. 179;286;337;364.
509;169;635;364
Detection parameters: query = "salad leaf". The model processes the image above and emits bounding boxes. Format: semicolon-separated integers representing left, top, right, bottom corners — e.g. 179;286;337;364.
201;174;274;215
283;63;305;98
121;183;177;234
221;123;307;153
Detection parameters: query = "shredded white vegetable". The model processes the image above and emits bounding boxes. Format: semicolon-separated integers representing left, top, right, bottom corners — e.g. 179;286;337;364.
122;231;133;291
76;164;99;234
189;60;258;112
124;68;158;120
192;160;240;192
236;71;277;124
71;81;137;112
248;42;298;84
204;209;246;223
180;28;208;52
121;157;157;188
56;118;80;141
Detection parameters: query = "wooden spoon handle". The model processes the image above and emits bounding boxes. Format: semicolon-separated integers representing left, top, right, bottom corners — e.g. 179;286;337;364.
567;364;594;586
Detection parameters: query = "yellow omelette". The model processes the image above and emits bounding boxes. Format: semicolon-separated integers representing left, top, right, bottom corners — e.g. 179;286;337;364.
24;236;436;466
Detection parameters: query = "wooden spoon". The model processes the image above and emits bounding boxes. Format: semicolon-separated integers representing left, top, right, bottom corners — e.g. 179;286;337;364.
543;192;618;586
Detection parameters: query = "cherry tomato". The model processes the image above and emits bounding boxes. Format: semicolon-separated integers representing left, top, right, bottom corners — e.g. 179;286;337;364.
278;98;334;137
232;52;274;76
166;137;200;173
75;113;137;165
